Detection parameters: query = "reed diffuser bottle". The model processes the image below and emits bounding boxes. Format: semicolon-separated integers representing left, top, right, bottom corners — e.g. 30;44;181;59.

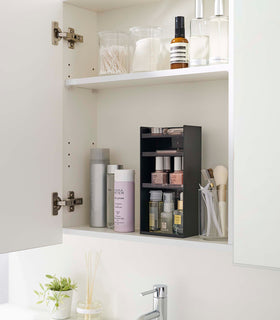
170;16;189;69
208;0;229;64
76;252;103;320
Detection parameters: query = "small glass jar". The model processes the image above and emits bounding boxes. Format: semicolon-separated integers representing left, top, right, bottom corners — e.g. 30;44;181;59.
98;31;129;75
76;301;103;320
130;27;162;72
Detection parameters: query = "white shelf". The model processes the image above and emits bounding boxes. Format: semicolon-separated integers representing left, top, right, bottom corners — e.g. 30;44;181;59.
65;65;229;90
64;0;160;12
63;226;231;249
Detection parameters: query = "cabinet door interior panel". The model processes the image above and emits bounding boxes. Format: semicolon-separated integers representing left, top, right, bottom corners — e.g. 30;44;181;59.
234;0;280;267
0;0;63;252
62;3;98;227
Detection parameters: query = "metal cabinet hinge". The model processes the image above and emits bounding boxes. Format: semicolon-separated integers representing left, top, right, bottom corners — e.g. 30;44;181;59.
52;191;83;216
52;21;83;49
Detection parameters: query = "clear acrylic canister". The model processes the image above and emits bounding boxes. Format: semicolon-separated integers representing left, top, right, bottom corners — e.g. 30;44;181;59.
98;31;129;75
130;27;162;72
199;188;228;240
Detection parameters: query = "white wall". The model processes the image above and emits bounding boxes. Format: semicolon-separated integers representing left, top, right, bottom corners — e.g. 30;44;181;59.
9;234;280;320
0;254;8;304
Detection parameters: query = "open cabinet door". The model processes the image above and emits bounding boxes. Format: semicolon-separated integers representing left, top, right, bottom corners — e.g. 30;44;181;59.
0;0;63;253
234;0;280;268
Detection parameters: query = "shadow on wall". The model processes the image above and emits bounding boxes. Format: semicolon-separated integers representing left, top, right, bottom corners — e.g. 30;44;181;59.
0;254;8;304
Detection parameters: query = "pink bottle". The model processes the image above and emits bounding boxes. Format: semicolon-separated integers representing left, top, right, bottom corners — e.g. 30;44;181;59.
170;157;184;185
151;157;168;185
114;169;135;232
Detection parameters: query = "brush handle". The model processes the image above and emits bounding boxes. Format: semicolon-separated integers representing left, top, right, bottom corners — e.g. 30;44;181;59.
217;184;227;202
219;201;228;237
217;185;227;237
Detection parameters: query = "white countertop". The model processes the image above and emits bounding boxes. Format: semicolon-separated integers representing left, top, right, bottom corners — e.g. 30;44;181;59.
0;304;76;320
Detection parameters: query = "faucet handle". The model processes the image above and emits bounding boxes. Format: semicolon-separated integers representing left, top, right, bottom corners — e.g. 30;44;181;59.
140;289;157;296
140;284;167;298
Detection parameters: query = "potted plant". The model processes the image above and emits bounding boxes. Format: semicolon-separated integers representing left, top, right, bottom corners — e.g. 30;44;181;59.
34;274;77;319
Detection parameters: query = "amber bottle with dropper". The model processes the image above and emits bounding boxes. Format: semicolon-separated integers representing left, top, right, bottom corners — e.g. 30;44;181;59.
170;16;189;69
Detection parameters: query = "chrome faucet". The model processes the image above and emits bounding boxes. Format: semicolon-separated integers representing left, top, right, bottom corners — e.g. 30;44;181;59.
137;284;167;320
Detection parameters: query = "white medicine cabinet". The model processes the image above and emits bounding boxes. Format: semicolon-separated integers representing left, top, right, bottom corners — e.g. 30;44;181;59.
1;0;280;269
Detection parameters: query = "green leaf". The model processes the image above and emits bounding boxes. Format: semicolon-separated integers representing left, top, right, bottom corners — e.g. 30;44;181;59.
40;283;44;290
37;301;43;304
34;290;39;296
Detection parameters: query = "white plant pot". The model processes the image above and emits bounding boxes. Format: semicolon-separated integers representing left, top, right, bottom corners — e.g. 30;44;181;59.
48;290;73;320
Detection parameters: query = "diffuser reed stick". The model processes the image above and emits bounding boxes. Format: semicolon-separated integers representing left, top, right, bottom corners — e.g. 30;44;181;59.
84;251;101;320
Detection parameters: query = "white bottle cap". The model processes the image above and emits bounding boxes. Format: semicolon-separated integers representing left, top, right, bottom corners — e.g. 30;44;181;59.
107;164;123;174
215;0;224;16
163;157;171;171
115;169;135;182
155;157;164;171
163;192;173;202
174;157;182;171
196;0;204;19
150;190;163;201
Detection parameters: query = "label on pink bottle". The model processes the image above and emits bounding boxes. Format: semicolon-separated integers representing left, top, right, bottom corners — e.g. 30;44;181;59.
114;181;135;232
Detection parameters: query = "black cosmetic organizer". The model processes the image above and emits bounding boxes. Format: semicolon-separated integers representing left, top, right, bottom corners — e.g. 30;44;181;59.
140;126;202;238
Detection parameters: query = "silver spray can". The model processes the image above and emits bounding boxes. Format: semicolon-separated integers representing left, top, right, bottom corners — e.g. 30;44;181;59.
90;148;110;227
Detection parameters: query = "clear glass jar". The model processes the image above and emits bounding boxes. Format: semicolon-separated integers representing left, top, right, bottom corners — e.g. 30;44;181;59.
189;18;209;66
98;31;129;75
76;301;103;320
130;27;162;72
199;188;227;240
208;15;229;64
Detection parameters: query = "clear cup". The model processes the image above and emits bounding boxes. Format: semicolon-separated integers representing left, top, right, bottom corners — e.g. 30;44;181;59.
199;188;228;240
98;31;129;75
130;27;162;72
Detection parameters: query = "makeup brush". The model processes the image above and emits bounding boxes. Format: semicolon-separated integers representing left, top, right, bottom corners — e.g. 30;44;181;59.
207;168;217;189
213;165;228;186
213;165;228;237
